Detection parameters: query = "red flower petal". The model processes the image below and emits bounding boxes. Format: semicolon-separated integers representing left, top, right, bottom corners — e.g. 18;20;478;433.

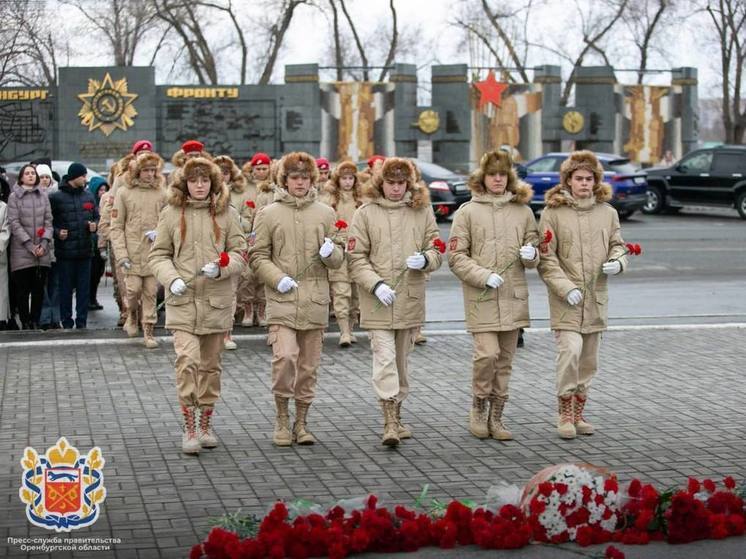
218;252;230;267
246;200;256;208
703;479;716;493
724;476;736;490
335;219;348;230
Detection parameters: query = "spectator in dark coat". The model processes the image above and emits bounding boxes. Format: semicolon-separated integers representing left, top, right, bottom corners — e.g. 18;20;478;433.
49;163;99;329
7;164;53;329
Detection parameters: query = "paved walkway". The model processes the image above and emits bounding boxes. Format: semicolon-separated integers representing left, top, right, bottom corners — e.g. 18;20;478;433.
1;325;745;558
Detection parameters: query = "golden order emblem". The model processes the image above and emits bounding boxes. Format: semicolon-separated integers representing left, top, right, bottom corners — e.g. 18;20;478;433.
417;110;440;134
562;111;585;134
78;73;138;136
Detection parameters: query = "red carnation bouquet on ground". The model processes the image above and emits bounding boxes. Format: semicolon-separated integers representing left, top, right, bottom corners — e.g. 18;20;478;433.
191;471;746;559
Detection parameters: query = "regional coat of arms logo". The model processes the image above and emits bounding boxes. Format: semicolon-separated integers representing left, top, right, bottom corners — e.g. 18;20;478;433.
19;437;106;532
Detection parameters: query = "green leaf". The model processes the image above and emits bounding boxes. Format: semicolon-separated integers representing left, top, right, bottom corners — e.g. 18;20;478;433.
208;510;259;539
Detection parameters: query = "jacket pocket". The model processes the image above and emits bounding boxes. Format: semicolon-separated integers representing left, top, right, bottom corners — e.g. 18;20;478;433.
560;241;572;260
307;286;330;325
513;285;528;300
208;295;233;309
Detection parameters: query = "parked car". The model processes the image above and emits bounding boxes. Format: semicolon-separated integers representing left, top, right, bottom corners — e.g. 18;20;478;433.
522;153;648;219
643;145;746;219
356;159;470;219
3;160;105;186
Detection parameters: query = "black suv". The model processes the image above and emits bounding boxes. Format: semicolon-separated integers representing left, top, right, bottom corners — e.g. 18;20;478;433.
643;146;746;219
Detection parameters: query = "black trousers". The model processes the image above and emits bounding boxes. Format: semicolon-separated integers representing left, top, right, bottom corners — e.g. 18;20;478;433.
90;251;106;303
12;266;49;328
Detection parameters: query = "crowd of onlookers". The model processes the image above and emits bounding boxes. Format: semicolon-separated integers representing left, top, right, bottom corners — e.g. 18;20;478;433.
0;159;107;330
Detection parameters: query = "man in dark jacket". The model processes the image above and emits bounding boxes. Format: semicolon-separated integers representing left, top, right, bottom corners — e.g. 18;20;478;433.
49;163;99;329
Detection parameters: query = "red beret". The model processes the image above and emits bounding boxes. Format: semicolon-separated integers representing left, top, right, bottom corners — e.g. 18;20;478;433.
367;155;385;168
315;157;330;171
250;152;271;167
182;140;204;154
131;140;153;155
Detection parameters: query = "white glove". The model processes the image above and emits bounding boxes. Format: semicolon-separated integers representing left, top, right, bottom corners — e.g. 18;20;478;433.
602;260;622;275
374;283;396;306
485;273;504;288
319;237;334;258
519;245;537;261
201;261;220;278
119;258;132;270
144;230;157;242
406;252;426;270
566;289;583;306
170;278;187;296
100;248;108;261
277;276;298;293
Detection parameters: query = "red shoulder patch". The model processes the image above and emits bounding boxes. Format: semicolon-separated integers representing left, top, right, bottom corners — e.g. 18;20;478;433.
347;237;356;251
449;237;458;251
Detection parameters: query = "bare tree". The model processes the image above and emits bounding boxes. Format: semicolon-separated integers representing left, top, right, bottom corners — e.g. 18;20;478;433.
623;0;674;84
0;0;59;86
328;0;344;80
480;0;531;82
62;0;159;66
378;0;398;81
339;0;370;80
451;0;536;83
258;0;311;84
152;0;218;84
527;0;629;105
197;0;248;84
707;0;746;143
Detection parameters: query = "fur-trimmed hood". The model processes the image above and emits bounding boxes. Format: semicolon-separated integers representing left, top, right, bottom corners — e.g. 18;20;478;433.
364;157;430;208
559;150;604;187
276;151;319;188
127;152;164;189
171;148;212;168
468;150;522;196
471;180;534;205
363;178;431;209
167;157;230;213
322;161;362;208
544;183;613;208
213;155;247;193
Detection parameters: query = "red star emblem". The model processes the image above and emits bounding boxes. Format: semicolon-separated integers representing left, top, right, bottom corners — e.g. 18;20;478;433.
474;71;508;110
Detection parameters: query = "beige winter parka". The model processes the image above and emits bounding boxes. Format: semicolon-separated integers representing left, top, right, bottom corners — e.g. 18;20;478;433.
249;187;345;330
110;154;168;276
347;182;442;330
537;184;628;333
148;158;247;335
448;183;539;332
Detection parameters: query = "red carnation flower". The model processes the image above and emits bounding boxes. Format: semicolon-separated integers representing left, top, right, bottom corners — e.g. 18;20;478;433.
604;478;619;493
218;252;230;267
542;229;553;244
625;242;643;256
538;482;553;497
435;204;450;216
188;544;203;559
627;479;642;498
246;200;256;208
433;238;447;254
605;544;625;559
335;219;348;230
688;477;701;494
724;476;736;490
83;202;94;211
703;479;716;493
36;227;45;238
